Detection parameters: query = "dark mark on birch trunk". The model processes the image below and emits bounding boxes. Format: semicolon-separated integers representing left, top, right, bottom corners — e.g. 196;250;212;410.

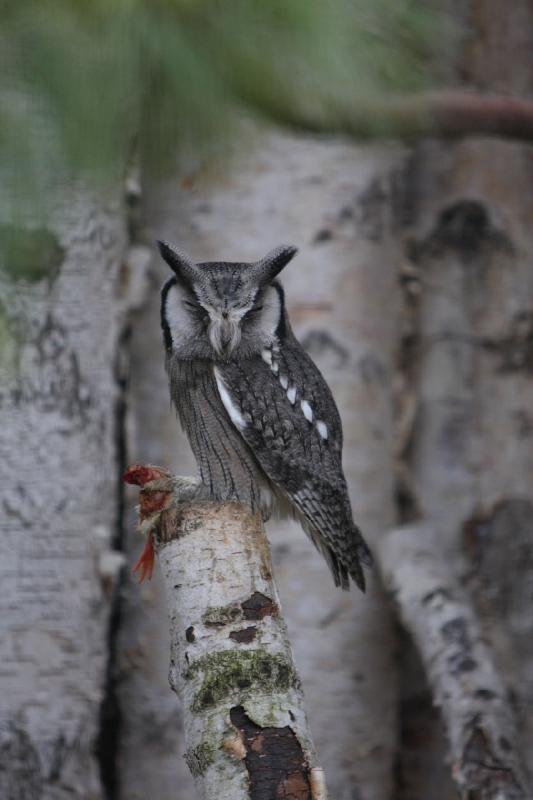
411;200;513;260
185;626;195;643
230;706;311;800
463;499;533;622
229;626;257;644
241;592;277;621
480;311;533;375
300;329;350;368
462;727;524;798
421;587;450;606
474;688;497;701
440;617;478;675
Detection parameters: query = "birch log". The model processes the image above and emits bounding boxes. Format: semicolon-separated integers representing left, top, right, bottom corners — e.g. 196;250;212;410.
378;524;530;799
124;465;324;800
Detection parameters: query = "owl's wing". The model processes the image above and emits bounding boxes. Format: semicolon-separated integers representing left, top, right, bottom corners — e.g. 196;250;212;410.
216;339;371;590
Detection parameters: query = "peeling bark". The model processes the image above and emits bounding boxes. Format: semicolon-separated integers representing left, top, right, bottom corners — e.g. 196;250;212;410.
230;706;311;800
378;523;530;799
125;468;323;800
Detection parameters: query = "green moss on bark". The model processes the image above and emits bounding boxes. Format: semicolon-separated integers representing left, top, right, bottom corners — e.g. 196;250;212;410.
184;649;299;713
184;741;215;777
202;604;242;627
0;225;64;283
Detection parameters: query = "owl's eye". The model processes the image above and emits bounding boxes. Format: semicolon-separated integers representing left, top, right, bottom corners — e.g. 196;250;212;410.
183;299;208;321
183;299;204;313
243;305;263;320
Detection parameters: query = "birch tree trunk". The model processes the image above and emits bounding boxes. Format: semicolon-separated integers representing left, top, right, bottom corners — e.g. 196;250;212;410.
378;524;529;799
393;0;533;790
119;130;405;799
0;182;139;799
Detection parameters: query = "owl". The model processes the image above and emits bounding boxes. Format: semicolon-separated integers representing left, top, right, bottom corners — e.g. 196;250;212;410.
159;241;372;590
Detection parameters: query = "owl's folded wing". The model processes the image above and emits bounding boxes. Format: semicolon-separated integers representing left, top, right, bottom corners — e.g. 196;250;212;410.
216;344;370;590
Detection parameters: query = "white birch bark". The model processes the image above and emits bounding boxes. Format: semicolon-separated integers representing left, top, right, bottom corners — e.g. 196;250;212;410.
120;130;405;799
378;523;530;799
395;141;533;795
450;1;533;778
125;467;323;800
0;186;132;798
393;2;533;789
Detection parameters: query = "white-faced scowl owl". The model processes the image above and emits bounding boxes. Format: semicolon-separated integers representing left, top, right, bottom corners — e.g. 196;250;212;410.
159;241;372;590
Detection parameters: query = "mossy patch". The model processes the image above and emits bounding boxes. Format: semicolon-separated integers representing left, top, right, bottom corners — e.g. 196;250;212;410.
0;302;14;368
184;741;215;777
184;649;299;713
0;224;64;283
202;604;242;627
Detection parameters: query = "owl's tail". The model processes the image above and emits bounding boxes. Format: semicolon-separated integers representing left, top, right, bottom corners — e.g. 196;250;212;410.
317;526;372;592
340;524;373;592
296;507;372;592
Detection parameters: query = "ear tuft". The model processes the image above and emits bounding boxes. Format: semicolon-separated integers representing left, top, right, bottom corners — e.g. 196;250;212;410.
254;245;298;284
157;240;198;285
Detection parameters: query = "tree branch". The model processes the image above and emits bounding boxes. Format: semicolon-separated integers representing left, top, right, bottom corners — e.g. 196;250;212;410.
124;465;328;800
264;91;533;144
377;523;531;800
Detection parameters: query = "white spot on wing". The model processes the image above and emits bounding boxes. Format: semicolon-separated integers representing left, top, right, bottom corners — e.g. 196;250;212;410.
261;349;272;365
214;368;246;431
279;373;288;389
287;386;297;405
316;420;328;440
271;361;279;375
301;399;313;422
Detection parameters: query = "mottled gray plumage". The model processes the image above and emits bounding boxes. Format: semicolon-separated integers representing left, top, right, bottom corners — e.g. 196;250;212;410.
159;241;372;590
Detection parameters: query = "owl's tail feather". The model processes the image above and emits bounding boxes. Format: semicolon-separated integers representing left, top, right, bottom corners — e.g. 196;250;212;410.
300;516;352;590
296;509;372;592
323;541;367;593
344;524;373;592
328;549;351;591
356;532;373;567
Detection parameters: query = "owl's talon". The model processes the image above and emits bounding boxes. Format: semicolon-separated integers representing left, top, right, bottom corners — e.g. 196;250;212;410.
132;534;155;583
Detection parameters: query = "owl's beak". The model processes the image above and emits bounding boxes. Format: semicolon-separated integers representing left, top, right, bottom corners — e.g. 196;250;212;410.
220;319;233;348
208;317;241;356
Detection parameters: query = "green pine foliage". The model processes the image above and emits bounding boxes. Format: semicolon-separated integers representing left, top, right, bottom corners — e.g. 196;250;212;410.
1;0;447;193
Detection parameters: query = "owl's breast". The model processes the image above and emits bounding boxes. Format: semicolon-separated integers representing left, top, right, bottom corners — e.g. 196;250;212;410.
166;355;270;513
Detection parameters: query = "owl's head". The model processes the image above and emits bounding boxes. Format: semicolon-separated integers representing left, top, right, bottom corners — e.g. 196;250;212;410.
159;241;297;360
